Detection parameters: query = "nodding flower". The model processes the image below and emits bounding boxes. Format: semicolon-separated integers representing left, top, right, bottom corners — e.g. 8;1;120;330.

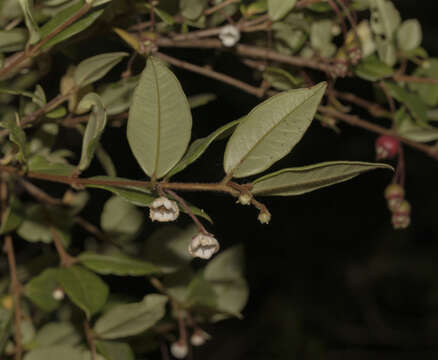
149;196;179;222
170;341;188;359
188;233;220;260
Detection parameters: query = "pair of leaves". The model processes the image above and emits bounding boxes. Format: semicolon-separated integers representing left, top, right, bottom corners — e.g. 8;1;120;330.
18;0;40;45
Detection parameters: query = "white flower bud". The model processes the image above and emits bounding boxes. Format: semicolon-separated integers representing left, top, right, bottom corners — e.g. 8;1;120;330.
237;193;252;206
170;341;188;359
188;233;220;260
149;196;180;222
219;25;241;47
52;287;65;301
258;211;271;224
190;331;207;346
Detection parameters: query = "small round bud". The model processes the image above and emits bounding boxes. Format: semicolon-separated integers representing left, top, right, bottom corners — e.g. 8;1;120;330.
52;287;65;301
188;233;220;260
384;184;405;212
331;24;341;36
329;60;348;78
348;47;362;65
149;197;180;222
1;295;13;310
391;200;411;229
375;136;400;160
237;193;252;206
170;341;188;359
258;210;271;224
219;25;241;47
190;331;207;346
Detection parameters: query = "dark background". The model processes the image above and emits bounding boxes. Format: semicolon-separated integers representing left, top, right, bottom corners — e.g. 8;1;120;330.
44;1;438;359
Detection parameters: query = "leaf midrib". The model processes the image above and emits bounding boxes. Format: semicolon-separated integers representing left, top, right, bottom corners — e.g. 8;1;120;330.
151;60;161;179
230;89;319;175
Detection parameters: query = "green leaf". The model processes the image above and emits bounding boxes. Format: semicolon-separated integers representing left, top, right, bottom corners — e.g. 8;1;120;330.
46;106;67;119
4;113;27;163
24;268;61;312
384;81;428;123
180;0;209;20
127;57;192;179
101;196;143;236
78;252;161;276
86;176;155;207
409;59;438;107
23;345;83;360
0;308;12;354
166;119;240;179
18;0;40;44
17;205;72;246
96;145;117;177
98;76;139;116
397;114;438;143
188;93;216;109
144;3;174;25
263;67;303;91
369;0;401;39
39;1;104;50
57;265;109;319
268;0;296;21
252;161;393;196
0;28;27;52
96;340;134;360
0;196;23;235
77;93;107;171
204;246;249;320
310;19;336;58
209;277;248;321
204;245;245;281
397;19;422;52
143;225;197;273
186;274;217;309
86;177;212;222
93;294;167;339
376;39;396;66
223;82;327;178
28;155;76;176
355;54;394;81
32;322;81;348
74;52;128;88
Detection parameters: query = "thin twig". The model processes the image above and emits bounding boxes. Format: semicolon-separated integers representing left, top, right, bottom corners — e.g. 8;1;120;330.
49;226;77;267
155;52;265;97
394;74;438;84
84;319;97;360
3;235;22;360
18;179;63;206
164;189;209;235
204;0;240;15
319;106;438;161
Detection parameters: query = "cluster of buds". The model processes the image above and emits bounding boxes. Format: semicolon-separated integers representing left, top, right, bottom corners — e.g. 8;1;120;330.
188;233;220;260
384;184;411;229
149;197;180;222
219;25;241;47
375;135;400;160
347;46;362;65
329;60;348;78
